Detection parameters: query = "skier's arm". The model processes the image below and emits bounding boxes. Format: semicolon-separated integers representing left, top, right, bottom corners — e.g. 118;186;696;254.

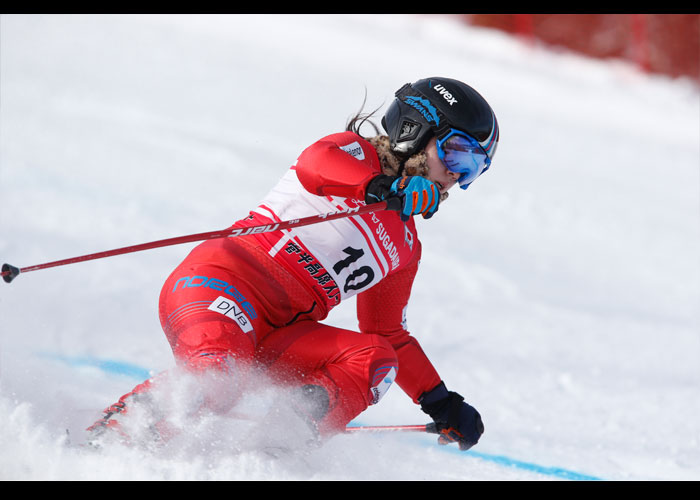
295;132;382;200
358;251;485;451
356;244;442;403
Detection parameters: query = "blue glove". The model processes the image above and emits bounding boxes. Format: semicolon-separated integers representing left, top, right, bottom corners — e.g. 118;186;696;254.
389;176;440;222
365;174;440;222
419;382;484;451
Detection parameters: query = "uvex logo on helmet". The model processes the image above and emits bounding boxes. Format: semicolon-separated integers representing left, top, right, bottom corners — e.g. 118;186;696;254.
433;84;458;106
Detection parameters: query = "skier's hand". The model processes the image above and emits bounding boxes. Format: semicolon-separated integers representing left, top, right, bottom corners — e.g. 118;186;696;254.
419;382;484;451
389;176;440;222
365;175;440;222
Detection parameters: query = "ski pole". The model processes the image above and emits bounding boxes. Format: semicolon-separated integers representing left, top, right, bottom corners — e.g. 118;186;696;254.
2;198;401;284
345;423;438;434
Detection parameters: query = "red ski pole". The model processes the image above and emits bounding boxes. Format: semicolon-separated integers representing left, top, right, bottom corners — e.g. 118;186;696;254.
2;199;401;284
345;423;438;434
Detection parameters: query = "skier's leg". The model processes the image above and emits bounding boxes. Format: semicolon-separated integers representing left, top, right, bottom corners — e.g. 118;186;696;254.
87;263;264;445
257;320;399;438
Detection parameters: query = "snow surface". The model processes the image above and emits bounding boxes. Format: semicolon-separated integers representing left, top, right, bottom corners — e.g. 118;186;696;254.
1;14;699;481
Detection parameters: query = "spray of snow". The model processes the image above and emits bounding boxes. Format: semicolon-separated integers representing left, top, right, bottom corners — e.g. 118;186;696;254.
1;14;698;480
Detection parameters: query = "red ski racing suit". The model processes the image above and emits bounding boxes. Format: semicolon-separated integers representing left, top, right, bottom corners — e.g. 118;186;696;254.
98;131;444;439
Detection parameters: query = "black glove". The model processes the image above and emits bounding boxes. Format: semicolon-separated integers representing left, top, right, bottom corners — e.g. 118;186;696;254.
419;381;484;451
366;174;440;222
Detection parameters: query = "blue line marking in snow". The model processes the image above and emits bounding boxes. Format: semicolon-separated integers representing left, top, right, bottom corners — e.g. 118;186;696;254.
347;423;603;481
44;353;602;481
453;447;601;481
38;352;152;380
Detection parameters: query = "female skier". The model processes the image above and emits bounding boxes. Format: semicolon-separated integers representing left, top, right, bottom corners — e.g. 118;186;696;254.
87;76;499;453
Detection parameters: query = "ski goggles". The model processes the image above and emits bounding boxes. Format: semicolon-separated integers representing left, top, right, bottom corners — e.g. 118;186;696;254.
436;129;491;190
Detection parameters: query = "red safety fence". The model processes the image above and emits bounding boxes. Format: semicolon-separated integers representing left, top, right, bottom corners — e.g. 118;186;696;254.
461;14;699;82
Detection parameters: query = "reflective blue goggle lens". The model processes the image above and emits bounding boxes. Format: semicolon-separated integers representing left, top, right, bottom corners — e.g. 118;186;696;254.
436;130;491;189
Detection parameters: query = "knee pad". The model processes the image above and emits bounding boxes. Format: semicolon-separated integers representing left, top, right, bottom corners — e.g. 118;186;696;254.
366;336;398;405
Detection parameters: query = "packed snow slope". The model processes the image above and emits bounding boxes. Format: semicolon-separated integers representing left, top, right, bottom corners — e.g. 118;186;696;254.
1;14;698;480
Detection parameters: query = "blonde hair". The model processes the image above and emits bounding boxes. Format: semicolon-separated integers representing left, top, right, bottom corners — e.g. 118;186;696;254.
346;105;448;202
